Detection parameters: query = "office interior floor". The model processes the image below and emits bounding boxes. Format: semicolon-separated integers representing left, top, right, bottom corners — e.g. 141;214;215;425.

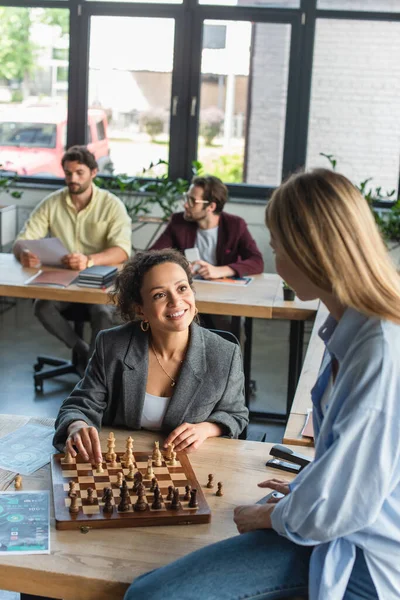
0;297;311;600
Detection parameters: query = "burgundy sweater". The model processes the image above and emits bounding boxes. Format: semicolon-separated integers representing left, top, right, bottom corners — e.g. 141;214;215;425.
151;211;264;277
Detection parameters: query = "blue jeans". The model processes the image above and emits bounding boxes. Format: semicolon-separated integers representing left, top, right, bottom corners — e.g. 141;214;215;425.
124;530;378;600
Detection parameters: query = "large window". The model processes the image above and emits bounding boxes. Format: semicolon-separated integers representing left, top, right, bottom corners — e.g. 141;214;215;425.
89;16;175;176
0;7;69;177
1;1;400;200
197;20;290;185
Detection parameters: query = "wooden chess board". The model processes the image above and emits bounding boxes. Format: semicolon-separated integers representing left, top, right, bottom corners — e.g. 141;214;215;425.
51;451;211;530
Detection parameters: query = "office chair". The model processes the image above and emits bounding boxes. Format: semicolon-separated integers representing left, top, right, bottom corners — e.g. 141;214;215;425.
208;328;248;440
33;304;90;393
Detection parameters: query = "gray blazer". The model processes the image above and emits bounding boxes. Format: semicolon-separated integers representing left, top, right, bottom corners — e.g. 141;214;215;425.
53;322;249;450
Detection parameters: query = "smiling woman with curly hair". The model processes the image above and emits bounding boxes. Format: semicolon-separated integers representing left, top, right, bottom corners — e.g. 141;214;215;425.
53;248;248;462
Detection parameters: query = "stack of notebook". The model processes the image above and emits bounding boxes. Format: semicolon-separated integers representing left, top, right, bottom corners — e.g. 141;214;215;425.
77;265;118;288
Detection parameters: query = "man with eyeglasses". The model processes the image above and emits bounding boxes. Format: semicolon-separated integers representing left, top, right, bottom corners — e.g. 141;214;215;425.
151;175;263;280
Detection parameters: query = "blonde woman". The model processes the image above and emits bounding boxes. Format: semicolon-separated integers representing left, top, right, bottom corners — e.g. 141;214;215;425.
124;169;400;600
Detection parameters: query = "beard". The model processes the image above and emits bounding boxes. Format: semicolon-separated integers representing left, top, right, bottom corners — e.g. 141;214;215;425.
67;181;91;195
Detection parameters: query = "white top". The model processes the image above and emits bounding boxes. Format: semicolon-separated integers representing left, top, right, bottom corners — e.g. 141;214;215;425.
195;226;218;265
140;392;171;431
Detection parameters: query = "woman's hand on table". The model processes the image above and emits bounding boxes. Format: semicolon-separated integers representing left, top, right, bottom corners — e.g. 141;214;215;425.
66;420;103;464
258;478;290;502
234;504;274;533
164;422;222;453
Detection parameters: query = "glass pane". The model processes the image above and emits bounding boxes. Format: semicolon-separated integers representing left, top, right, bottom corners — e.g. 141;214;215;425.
199;0;299;7
89;17;175;176
317;0;400;11
197;20;291;185
306;19;400;196
0;7;69;177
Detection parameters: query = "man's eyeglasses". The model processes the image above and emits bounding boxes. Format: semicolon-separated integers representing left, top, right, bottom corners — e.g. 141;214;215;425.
183;193;210;209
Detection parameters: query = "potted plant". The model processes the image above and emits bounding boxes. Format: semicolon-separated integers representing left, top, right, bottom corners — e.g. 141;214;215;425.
282;281;295;301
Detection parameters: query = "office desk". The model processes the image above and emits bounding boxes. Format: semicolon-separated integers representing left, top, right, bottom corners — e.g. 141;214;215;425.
283;304;328;446
0;414;314;600
0;254;318;417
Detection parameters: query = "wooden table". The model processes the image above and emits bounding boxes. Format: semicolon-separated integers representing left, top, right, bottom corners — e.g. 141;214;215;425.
0;414;314;600
0;253;318;417
283;304;328;446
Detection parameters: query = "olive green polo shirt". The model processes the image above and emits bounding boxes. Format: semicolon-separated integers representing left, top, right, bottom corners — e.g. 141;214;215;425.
15;184;132;258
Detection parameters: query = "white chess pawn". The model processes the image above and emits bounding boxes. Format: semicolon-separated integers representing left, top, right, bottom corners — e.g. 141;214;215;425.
169;450;177;466
62;451;74;465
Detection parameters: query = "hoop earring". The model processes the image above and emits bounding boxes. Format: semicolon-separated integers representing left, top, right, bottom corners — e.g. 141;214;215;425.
140;320;150;332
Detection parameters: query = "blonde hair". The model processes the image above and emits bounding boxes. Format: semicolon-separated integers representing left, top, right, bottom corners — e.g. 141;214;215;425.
266;168;400;324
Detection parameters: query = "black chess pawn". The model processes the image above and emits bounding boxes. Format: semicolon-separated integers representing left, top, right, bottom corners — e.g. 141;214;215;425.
183;484;191;501
103;488;113;514
166;485;174;501
87;487;95;505
150;477;158;492
151;486;162;510
206;474;214;488
216;482;224;497
170;487;181;511
134;483;148;512
188;488;198;508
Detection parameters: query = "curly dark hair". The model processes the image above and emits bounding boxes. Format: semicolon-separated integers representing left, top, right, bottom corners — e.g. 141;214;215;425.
61;145;98;171
110;249;194;322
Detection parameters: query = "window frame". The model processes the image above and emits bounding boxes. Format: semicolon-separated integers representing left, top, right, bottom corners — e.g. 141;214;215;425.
1;0;399;199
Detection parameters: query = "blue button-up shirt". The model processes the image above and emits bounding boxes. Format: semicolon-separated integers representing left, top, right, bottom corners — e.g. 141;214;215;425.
271;307;400;600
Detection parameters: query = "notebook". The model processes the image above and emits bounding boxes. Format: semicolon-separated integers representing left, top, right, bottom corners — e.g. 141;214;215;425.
25;269;77;288
78;266;118;280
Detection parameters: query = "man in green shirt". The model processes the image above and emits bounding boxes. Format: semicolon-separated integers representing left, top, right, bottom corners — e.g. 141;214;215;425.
13;146;132;374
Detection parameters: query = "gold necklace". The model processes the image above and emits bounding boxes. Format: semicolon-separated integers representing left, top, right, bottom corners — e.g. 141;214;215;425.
151;342;181;387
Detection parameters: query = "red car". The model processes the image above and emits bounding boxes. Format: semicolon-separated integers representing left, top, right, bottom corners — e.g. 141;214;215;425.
0;108;113;176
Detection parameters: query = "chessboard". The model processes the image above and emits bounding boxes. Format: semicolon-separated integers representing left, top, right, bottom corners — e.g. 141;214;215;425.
51;447;211;530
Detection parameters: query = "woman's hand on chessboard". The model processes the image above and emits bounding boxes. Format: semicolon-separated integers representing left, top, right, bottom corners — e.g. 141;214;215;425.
66;420;103;464
164;421;223;453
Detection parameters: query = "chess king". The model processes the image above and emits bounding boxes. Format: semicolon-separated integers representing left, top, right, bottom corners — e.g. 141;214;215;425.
53;248;249;463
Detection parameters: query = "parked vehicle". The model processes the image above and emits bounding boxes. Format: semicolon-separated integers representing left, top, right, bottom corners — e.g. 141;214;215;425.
0;107;113;177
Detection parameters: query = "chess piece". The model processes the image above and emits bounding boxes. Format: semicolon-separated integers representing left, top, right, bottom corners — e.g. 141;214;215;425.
146;458;154;479
170;488;181;510
133;471;143;493
68;481;77;497
103;488;113;513
150;477;158;492
123;436;134;461
109;452;118;468
216;482;224;497
62;451;74;464
69;493;79;514
87;487;95;504
151;486;162;510
96;462;104;474
107;432;115;443
183;484;191;501
117;472;124;487
134;483;148;512
166;485;174;501
152;441;160;461
118;481;131;512
14;475;22;490
169;450;177;466
206;474;214;488
154;449;163;467
106;435;116;461
126;464;135;481
188;488;198;508
165;443;174;460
